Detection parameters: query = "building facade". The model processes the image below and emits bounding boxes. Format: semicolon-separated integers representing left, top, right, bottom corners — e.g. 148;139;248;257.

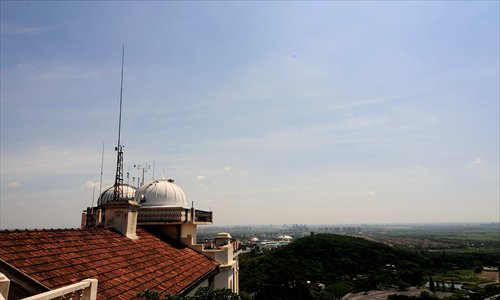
0;178;240;300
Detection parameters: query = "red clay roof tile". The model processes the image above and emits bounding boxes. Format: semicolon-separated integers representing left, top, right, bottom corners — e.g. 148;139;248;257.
0;227;218;299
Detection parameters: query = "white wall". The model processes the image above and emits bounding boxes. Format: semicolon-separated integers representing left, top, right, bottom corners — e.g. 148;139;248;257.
0;273;9;300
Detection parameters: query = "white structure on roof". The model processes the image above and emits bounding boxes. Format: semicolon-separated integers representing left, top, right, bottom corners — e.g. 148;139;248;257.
202;233;240;294
23;278;97;300
81;177;239;295
135;178;188;208
97;184;136;206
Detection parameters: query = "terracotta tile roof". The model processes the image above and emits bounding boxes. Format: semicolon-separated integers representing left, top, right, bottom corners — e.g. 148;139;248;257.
0;227;218;299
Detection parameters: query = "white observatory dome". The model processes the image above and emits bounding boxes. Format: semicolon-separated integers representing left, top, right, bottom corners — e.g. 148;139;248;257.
135;179;188;208
97;184;137;206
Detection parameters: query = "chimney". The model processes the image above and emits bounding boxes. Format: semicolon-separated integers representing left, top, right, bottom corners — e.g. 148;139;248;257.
103;200;140;240
214;232;232;247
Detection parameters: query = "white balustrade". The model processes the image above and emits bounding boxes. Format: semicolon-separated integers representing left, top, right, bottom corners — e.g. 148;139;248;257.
22;279;97;300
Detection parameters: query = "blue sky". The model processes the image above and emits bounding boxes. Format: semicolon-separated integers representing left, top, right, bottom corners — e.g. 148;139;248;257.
1;1;499;229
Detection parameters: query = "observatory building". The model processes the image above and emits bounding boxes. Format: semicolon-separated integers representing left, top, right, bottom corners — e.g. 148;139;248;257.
0;51;239;300
0;178;240;300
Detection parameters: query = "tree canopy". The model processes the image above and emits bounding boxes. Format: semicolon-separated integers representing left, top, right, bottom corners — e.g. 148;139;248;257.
239;233;500;299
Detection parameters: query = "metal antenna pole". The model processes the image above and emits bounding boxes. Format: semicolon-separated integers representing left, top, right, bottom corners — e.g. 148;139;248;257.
91;186;96;212
117;45;124;154
152;160;155;180
113;45;125;203
98;142;105;203
134;163;150;186
89;185;96;226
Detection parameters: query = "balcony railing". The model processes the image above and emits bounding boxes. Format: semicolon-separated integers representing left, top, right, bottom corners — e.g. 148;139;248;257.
82;207;213;227
194;210;213;224
138;208;187;223
22;279;97;300
204;240;239;251
137;208;212;224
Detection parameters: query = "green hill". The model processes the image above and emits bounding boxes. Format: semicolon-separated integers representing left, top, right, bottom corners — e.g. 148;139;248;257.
240;233;500;299
240;234;428;299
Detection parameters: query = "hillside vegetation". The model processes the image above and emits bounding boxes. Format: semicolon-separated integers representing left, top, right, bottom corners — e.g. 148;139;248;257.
239;233;499;300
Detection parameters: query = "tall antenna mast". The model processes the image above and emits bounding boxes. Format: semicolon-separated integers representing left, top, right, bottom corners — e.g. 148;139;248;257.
113;45;125;203
91;186;96;209
98;142;105;203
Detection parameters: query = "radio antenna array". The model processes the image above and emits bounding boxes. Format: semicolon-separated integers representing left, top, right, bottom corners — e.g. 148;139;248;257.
113;45;125;203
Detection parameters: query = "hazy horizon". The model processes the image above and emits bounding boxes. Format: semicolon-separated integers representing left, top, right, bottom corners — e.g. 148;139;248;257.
2;221;498;232
1;1;499;229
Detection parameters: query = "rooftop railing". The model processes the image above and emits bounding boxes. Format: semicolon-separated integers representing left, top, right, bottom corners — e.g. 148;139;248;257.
138;208;187;223
82;206;213;227
203;239;239;251
194;210;213;224
22;279;97;300
138;208;213;224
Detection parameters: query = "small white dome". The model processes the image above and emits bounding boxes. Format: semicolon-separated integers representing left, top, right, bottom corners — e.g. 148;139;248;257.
98;184;137;206
276;235;293;241
215;232;232;239
135;179;188;208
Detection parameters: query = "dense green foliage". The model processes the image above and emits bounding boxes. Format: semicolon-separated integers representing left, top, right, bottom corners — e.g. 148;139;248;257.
240;234;425;299
239;234;500;300
136;287;239;300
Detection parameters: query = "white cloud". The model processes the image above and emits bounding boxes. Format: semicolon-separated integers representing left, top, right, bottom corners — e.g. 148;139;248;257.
196;175;205;181
1;144;105;176
218;121;379;150
366;191;377;197
83;181;99;190
1;24;48;34
7;181;21;188
224;167;232;171
3;63;110;93
16;64;35;70
471;158;483;165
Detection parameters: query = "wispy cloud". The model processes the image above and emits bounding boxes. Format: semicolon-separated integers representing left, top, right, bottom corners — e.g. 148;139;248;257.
1;24;48;34
1;144;109;176
7;63;108;82
83;181;99;190
215;112;421;150
471;158;483;165
7;181;21;188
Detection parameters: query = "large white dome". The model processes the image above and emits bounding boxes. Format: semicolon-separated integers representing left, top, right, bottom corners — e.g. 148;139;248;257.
135;179;188;208
97;184;137;206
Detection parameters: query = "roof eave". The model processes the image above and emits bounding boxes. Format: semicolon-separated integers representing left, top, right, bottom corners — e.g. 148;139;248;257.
0;259;51;296
178;266;219;296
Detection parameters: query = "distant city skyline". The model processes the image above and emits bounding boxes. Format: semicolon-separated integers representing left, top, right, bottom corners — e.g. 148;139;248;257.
1;1;499;229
